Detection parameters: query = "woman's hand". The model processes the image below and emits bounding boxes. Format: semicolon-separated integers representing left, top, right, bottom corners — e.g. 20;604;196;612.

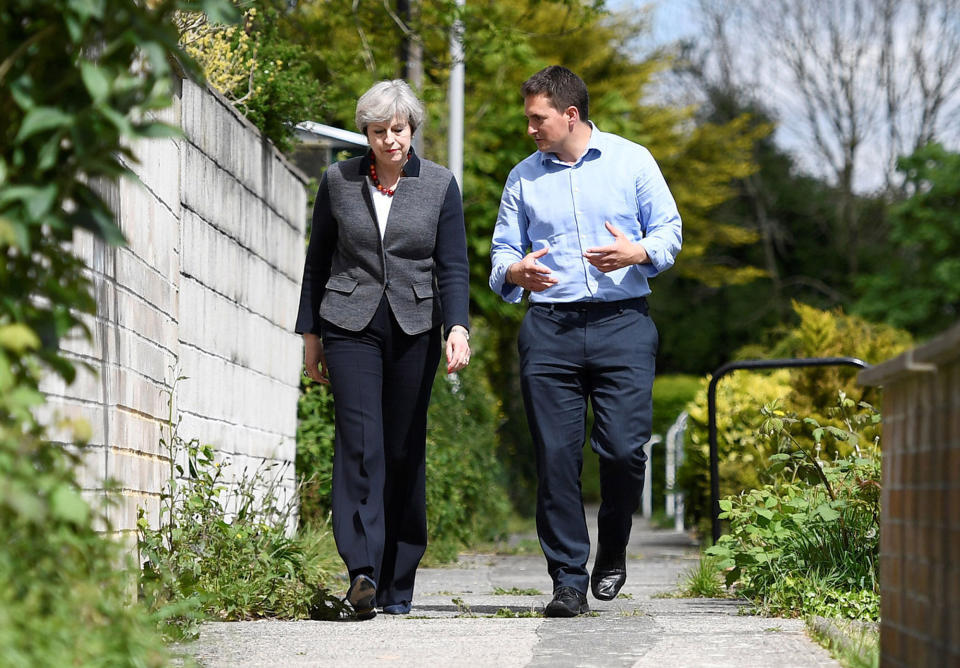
445;326;471;374
303;333;329;384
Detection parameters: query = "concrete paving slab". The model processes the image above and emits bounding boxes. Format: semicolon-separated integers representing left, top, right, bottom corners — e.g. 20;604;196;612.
177;514;840;667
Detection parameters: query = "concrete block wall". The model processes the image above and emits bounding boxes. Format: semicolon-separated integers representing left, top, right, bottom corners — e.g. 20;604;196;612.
39;77;307;541
859;322;960;667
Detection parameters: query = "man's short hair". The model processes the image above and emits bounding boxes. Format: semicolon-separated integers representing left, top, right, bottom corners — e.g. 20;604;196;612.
521;66;589;121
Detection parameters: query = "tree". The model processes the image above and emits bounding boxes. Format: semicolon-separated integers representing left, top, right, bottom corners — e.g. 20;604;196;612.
681;0;960;279
245;0;770;505
855;143;960;336
648;75;895;373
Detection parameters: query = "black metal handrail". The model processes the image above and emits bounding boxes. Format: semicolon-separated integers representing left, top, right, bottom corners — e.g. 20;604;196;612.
707;357;870;544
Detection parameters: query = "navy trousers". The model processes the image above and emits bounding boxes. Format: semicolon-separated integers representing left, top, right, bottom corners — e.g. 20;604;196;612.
321;297;441;607
518;298;657;594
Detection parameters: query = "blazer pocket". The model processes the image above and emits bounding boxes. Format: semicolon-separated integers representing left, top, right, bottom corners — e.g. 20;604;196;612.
412;281;434;300
325;275;358;294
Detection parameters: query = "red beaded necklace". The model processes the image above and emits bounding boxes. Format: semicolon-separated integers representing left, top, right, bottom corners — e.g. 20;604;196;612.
369;150;410;197
369;161;398;196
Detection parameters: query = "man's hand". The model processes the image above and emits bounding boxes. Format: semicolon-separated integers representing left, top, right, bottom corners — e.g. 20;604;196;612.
583;221;649;273
508;247;559;292
303;333;329;384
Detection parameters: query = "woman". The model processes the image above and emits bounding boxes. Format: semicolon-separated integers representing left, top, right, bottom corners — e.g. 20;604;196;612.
295;80;471;620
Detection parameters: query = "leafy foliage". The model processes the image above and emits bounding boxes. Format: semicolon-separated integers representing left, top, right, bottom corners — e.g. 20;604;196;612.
855;143;960;337
1;0;235;663
706;397;881;621
176;0;326;152
679;302;909;532
295;374;336;526
139;395;346;639
0;405;169;666
423;333;513;561
652;66;894;375
758;301;910;414
1;0;236;394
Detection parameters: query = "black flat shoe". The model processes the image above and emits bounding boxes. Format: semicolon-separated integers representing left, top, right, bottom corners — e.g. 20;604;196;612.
590;544;626;601
345;574;377;620
381;601;412;615
544;586;589;617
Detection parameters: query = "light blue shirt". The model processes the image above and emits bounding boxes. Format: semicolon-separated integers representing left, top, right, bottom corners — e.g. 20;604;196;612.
489;123;682;303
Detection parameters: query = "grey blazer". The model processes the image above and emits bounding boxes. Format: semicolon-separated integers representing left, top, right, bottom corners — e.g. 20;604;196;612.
295;150;470;338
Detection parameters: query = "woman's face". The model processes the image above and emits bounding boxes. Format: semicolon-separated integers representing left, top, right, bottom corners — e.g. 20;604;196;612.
366;115;412;168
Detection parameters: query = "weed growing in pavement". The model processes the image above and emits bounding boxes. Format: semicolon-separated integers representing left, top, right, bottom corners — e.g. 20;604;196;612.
618;608;647;617
491;608;542;618
706;396;881;621
452;597;475;617
492;587;543;596
808;617;879;668
679;553;729;598
138;381;346;639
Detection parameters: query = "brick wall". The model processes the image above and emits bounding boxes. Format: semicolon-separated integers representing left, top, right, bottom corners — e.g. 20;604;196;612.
859;322;960;667
38;77;307;543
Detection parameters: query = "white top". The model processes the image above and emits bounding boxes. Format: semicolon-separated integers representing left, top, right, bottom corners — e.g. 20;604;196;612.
368;179;395;238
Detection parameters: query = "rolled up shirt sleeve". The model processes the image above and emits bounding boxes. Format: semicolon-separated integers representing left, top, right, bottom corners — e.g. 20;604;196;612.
634;147;682;278
489;169;528;304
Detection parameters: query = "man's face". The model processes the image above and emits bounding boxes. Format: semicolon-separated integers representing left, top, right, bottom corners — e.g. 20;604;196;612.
524;93;572;155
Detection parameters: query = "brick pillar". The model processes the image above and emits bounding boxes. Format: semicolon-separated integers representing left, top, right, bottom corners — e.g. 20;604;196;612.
859;322;960;667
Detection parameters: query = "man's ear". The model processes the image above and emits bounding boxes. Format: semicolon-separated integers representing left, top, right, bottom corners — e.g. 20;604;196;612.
565;105;580;128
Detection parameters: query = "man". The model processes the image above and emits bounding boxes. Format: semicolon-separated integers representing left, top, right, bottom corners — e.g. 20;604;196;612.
489;65;682;617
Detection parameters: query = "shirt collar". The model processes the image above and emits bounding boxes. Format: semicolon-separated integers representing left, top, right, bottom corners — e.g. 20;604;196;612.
358;147;421;177
538;121;603;167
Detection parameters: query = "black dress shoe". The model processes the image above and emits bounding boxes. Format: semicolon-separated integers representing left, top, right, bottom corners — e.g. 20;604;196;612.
345;574;377;620
590;544;626;601
544;586;589;617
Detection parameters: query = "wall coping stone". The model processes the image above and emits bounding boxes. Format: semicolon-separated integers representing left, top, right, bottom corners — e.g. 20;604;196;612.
171;58;309;186
859;320;960;386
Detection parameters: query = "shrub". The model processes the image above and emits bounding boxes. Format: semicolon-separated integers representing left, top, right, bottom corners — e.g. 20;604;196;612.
295;375;335;526
0;393;167;665
679;302;909;531
768;302;912;413
139;391;345;639
706;396;881;621
423;335;512;561
2;1;236;661
679;368;792;533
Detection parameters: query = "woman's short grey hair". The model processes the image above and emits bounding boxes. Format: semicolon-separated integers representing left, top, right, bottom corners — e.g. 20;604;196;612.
355;80;425;135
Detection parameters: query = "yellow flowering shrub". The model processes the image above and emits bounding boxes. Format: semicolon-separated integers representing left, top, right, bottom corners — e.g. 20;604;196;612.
176;9;259;103
173;3;324;152
678;302;912;534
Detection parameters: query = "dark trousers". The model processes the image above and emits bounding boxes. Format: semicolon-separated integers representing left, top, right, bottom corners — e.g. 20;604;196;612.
321;297;441;607
518;298;658;594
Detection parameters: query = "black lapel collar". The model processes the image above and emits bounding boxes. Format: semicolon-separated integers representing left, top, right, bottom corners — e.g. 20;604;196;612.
357;148;422;177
